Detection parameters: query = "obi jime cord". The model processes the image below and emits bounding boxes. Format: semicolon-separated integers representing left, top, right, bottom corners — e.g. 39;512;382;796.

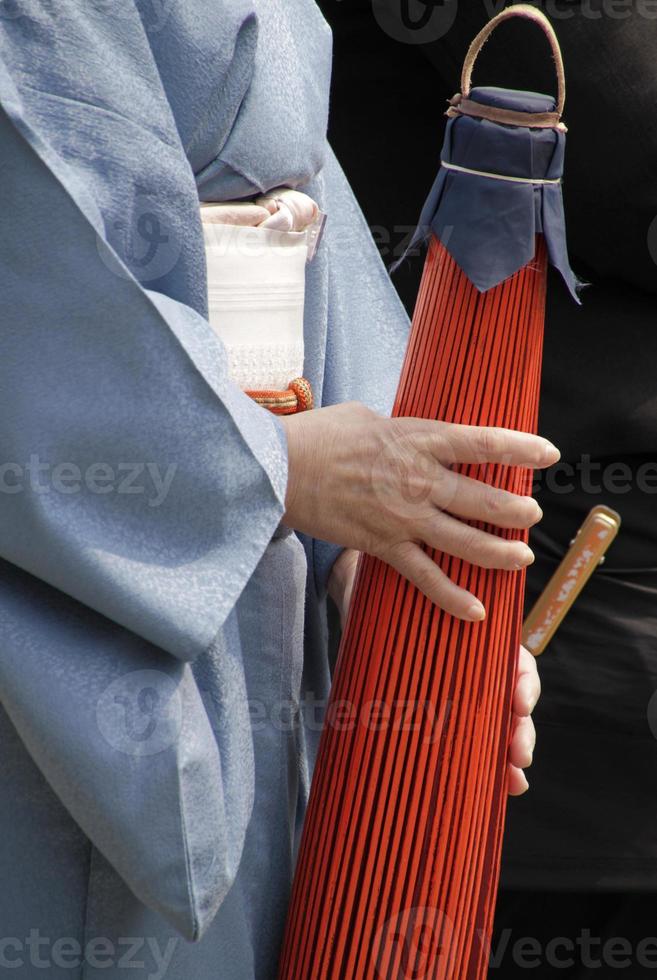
278;7;578;979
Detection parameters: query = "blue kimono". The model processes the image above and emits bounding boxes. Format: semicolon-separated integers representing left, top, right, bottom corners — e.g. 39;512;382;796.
0;1;408;977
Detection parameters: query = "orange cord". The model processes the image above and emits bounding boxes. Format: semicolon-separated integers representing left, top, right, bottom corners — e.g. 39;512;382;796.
245;377;313;415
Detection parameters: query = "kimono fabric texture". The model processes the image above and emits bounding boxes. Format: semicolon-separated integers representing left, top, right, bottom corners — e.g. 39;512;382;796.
0;2;409;979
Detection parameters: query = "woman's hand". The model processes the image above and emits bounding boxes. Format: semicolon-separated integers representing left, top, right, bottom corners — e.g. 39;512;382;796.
508;645;540;796
282;402;559;621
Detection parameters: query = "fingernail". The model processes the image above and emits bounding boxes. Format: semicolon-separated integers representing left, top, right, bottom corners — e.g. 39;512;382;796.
514;546;535;570
542;440;560;464
523;497;542;522
467;601;486;621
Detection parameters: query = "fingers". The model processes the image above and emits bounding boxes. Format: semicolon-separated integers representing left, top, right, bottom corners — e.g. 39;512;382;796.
508;647;539;796
383;541;486;622
507;764;529;796
427;423;560;470
509;714;536;770
419;510;536;572
435;471;542;530
508;648;539;796
513;645;541;717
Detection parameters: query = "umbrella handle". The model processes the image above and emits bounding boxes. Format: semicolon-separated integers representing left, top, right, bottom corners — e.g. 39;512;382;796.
461;3;566;118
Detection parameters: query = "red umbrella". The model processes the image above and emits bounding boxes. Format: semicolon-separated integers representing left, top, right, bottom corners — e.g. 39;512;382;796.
279;7;578;978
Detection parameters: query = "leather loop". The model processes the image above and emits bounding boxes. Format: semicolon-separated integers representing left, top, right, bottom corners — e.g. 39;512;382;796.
460;3;566;118
446;94;567;132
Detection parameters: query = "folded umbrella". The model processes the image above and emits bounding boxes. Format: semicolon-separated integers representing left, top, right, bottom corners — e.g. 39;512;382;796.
278;7;579;978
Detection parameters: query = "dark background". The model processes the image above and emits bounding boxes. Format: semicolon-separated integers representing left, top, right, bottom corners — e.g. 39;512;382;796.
317;0;442;313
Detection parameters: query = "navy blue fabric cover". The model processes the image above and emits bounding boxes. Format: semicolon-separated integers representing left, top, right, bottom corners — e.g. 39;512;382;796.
403;86;580;301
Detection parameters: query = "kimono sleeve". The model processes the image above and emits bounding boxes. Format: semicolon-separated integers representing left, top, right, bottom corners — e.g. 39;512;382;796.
0;19;286;940
0;73;288;664
0;557;253;943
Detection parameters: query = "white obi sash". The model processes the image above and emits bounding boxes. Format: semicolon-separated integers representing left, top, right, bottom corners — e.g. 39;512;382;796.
201;189;323;392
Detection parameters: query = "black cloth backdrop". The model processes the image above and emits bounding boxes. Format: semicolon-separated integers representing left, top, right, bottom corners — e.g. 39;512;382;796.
318;0;657;893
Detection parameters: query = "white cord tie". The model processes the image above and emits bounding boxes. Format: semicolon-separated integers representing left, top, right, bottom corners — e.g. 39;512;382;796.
441;160;561;185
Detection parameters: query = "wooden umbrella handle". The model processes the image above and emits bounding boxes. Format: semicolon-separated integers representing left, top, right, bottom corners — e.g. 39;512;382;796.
461;3;566;118
522;506;621;656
